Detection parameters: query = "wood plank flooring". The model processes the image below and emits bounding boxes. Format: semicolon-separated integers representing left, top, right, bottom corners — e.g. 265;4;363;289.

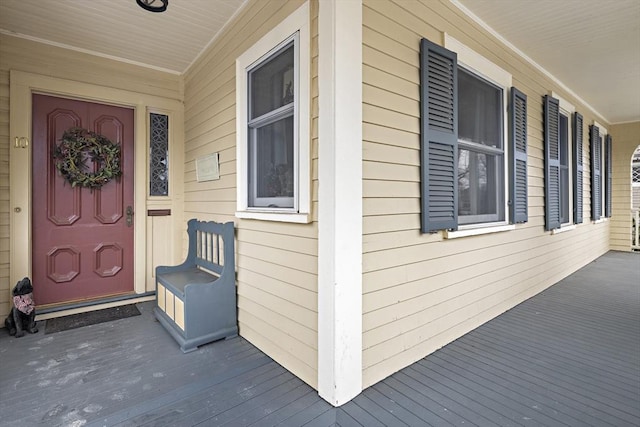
1;251;638;426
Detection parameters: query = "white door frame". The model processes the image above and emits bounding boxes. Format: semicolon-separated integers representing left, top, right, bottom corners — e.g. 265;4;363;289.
9;71;184;307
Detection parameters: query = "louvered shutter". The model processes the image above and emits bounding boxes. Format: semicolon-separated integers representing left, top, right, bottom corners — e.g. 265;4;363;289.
572;112;584;224
604;134;612;218
420;38;458;233
590;125;601;220
509;87;528;223
544;95;561;230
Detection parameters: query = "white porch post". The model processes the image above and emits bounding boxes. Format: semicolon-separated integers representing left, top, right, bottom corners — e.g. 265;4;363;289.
318;0;363;406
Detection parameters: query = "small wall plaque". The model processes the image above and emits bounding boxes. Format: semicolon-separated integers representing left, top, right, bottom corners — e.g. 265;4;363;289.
196;153;220;182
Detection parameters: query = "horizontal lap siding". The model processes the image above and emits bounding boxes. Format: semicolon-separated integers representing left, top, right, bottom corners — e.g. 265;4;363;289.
362;0;610;388
183;0;319;388
0;35;182;320
610;122;640;251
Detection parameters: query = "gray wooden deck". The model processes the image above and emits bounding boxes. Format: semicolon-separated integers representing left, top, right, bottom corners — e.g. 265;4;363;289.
1;251;638;426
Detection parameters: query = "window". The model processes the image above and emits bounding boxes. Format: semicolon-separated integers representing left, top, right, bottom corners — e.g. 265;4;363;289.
589;122;611;221
235;2;310;223
149;112;169;196
589;125;602;220
544;94;582;231
559;113;570;224
419;35;527;235
248;42;295;208
457;68;505;224
604;133;612;218
633;149;640;186
573;112;584;225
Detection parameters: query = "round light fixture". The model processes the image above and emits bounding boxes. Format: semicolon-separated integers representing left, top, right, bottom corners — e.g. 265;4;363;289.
136;0;168;13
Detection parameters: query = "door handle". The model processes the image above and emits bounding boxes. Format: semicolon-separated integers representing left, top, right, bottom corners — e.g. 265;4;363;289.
126;206;134;227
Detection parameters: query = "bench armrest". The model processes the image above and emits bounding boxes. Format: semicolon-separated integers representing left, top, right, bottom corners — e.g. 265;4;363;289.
156;262;192;275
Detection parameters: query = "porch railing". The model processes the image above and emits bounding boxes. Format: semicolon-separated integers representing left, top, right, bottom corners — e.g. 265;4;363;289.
633;209;640;251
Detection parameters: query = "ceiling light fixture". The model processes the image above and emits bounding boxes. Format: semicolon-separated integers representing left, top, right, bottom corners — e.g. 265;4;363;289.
136;0;168;13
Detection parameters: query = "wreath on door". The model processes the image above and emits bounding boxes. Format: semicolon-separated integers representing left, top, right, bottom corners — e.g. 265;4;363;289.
53;127;122;189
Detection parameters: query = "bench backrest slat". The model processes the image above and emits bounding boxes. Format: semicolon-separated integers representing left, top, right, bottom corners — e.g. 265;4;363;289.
186;219;234;276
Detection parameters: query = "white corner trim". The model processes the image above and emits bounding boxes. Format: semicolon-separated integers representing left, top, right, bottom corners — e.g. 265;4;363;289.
318;0;363;407
449;0;610;124
444;224;515;239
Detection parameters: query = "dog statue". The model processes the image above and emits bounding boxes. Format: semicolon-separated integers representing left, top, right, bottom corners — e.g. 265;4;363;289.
4;277;38;337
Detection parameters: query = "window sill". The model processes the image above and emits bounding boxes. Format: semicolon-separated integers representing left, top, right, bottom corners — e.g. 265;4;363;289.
235;210;311;224
593;218;608;224
551;224;576;234
444;223;515;239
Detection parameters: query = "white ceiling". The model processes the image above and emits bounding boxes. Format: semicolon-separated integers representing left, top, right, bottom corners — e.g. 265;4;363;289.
1;0;638;123
455;0;640;124
0;0;246;73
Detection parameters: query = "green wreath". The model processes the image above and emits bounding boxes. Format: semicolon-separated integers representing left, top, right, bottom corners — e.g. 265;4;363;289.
54;127;122;189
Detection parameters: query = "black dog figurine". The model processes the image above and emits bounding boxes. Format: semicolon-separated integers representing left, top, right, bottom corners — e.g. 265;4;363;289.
4;277;38;337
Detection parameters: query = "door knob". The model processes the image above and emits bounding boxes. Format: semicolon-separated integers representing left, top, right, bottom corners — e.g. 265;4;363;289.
126;206;134;227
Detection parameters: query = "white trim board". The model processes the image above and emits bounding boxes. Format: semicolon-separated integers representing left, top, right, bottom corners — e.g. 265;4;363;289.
318;0;363;406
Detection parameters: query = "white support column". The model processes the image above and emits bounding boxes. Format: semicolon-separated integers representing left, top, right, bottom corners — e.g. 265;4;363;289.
318;0;363;406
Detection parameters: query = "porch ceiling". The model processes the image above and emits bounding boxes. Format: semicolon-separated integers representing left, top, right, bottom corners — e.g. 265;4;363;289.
0;0;638;124
455;0;640;124
0;0;246;74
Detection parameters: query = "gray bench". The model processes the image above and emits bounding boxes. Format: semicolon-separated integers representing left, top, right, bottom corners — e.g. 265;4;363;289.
154;219;237;353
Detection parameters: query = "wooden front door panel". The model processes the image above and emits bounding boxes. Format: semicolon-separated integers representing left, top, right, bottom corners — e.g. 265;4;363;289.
32;94;135;306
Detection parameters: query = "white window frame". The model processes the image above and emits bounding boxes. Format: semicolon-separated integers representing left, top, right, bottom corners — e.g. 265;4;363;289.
247;37;297;209
445;34;511;231
235;2;310;223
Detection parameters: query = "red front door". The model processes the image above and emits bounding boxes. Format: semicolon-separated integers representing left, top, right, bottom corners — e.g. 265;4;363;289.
32;94;135;306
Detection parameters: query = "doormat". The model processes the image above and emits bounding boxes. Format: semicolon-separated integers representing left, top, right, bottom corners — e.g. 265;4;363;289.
45;304;141;334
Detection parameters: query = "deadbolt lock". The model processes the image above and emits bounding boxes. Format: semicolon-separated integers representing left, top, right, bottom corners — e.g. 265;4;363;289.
126;206;134;227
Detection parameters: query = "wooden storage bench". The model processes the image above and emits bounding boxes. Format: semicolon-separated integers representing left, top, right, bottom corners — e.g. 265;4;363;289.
154;219;237;353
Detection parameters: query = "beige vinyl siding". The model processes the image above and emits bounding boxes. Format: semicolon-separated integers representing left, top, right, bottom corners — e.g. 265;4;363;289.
610;122;640;251
0;34;182;320
361;0;612;388
183;0;319;388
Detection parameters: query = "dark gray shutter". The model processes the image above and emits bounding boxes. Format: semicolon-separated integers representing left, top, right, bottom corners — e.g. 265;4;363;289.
544;95;561;230
572;112;584;224
590;125;601;220
605;134;612;218
420;38;458;233
509;87;528;223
